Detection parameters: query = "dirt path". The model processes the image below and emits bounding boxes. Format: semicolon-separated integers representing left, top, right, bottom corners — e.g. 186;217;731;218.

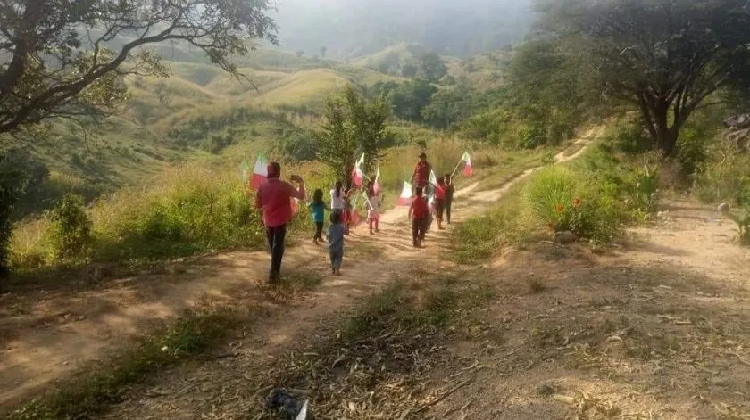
0;128;600;414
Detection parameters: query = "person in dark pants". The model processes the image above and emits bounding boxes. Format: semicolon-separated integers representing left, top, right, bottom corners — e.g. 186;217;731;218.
408;186;429;248
255;162;305;283
444;173;455;224
308;188;329;244
411;152;432;195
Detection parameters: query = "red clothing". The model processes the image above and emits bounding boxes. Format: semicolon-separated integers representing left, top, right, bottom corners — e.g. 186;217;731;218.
413;160;431;186
435;184;446;200
255;178;305;228
410;196;429;219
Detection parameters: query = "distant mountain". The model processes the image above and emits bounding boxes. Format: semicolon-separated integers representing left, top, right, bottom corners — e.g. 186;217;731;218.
272;0;535;59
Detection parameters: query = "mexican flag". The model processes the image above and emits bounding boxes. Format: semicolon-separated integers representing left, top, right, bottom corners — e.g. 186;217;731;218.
373;166;381;195
398;181;412;206
461;152;473;177
352;153;364;187
251;153;268;189
429;169;438;187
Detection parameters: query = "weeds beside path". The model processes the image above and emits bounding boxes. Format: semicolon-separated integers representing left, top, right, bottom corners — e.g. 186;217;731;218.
0;128;602;417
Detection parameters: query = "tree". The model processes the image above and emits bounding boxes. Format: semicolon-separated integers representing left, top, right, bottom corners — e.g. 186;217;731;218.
0;1;278;135
0;150;50;282
317;86;392;185
371;79;437;122
418;53;447;82
402;63;418;78
295;50;305;58
508;39;601;146
320;45;328;59
537;0;750;155
422;88;472;129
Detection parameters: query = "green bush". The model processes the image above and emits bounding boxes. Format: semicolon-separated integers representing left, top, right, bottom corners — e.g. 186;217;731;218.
48;194;92;260
726;205;750;245
525;166;624;242
610;122;653;154
695;145;750;206
676;126;709;176
96;178;267;261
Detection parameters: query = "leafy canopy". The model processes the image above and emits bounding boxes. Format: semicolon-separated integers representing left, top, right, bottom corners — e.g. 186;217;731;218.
535;0;750;154
0;0;278;134
317;86;392;185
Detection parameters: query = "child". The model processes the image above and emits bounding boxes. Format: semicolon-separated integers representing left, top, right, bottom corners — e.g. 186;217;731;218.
444;173;455;224
330;181;345;218
328;211;345;275
434;176;447;230
308;189;329;244
366;182;382;235
408;186;429;248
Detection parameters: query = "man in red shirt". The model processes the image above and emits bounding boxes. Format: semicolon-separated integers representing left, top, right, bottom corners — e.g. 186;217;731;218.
255;162;305;282
408;186;429;248
412;152;432;195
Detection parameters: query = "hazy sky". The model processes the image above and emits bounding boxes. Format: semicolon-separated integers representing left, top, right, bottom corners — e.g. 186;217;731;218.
270;0;534;57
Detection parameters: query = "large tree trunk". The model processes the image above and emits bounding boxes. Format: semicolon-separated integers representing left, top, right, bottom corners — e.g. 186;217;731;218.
643;101;680;156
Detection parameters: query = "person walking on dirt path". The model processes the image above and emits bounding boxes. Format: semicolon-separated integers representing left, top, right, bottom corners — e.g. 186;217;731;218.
444;173;455;224
328;211;345;276
308;189;329;244
255;161;305;283
330;181;345;219
408;186;429;248
366;181;382;235
412;152;432;195
434;176;447;230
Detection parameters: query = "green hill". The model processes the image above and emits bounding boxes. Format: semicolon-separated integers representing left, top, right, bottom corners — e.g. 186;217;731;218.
2;47;402;218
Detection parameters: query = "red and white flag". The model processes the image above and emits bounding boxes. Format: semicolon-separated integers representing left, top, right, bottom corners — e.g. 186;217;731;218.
251;153;268;189
461;152;473;177
352;153;364;187
373;166;381;195
398;181;412;206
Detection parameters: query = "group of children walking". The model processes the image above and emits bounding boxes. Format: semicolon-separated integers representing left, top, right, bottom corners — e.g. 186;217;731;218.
409;173;455;247
307;172;454;274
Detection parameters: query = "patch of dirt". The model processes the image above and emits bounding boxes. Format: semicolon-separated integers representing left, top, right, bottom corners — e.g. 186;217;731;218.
427;204;750;419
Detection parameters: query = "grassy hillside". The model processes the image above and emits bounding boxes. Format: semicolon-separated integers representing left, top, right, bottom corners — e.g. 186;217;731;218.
2;47;404;218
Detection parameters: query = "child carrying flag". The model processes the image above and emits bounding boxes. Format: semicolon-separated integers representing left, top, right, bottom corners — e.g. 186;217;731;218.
308;189;329;244
434;176;447;230
444;173;455;224
366;181;383;235
328;211;345;275
408;186;429;248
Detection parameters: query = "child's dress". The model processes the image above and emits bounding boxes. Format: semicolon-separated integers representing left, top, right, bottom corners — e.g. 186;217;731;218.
328;223;345;269
367;195;380;222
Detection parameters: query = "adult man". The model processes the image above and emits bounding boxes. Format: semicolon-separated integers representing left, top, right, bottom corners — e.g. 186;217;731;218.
255;162;305;282
411;152;432;195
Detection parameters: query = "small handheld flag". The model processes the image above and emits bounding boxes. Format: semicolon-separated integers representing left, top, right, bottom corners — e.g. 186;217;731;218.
252;154;268;189
461;152;473;177
352;153;364;187
290;197;298;216
398;181;412;206
373;166;381;195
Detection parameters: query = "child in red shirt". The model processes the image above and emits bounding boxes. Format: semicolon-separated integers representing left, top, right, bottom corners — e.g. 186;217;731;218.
408;186;429;248
434;176;447;230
